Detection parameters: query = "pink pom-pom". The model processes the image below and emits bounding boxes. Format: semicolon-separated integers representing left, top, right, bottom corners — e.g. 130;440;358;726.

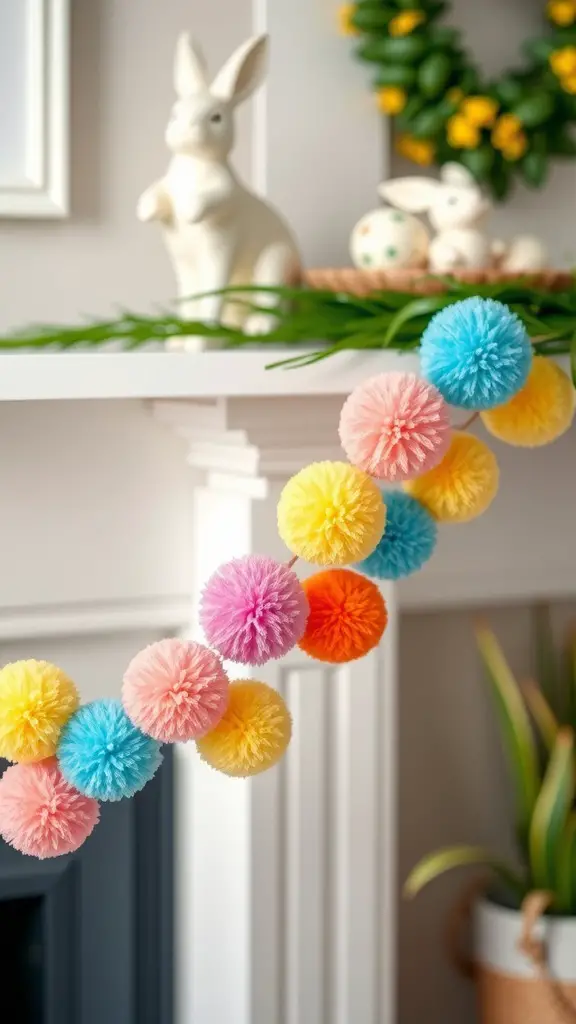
122;638;229;743
339;372;451;482
0;758;99;859
200;554;309;666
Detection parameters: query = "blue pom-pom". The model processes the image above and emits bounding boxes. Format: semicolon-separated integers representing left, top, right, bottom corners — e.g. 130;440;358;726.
420;297;532;410
57;699;162;801
356;490;437;580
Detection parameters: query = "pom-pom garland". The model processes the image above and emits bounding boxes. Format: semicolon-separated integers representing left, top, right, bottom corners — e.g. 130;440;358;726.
404;431;500;524
339;372;451;482
196;681;292;777
277;460;386;567
199;555;309;666
57;700;163;801
0;660;79;764
0;758;99;859
122;639;229;742
480;356;576;448
357;491;438;581
420;297;532;410
299;569;388;663
0;297;572;860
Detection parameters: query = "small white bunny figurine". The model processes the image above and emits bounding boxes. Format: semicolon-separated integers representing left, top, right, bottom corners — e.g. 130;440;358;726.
138;33;300;350
379;163;493;272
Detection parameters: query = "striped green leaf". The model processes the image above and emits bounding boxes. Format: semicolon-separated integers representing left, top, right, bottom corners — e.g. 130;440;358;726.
533;604;560;714
529;728;574;894
523;680;559;753
404;846;526;900
477;626;540;845
557;813;576;914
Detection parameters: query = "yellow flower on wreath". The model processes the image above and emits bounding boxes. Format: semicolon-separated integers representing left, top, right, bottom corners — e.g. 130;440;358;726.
377;86;407;115
337;3;359;36
389;10;426;36
547;0;576;26
549;46;576;78
491;113;528;162
561;73;576;93
459;95;500;128
395;134;436;166
446;114;481;149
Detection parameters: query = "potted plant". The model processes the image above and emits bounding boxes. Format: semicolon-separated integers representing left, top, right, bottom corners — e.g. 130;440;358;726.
405;613;576;1024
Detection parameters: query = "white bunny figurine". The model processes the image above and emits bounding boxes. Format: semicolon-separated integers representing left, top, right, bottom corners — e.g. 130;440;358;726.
137;33;300;350
380;163;494;273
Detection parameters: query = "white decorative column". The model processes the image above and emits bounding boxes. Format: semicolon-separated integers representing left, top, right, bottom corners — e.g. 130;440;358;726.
154;394;398;1024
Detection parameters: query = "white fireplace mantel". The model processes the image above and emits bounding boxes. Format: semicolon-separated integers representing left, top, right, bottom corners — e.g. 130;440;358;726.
1;347;575;1024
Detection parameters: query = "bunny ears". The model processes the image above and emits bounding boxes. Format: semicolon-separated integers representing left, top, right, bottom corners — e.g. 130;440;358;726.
174;31;269;105
379;163;478;213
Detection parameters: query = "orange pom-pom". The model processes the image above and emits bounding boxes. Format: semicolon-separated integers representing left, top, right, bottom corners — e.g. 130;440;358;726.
299;569;388;663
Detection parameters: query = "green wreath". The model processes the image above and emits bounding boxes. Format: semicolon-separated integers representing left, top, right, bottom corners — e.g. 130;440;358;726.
339;0;576;198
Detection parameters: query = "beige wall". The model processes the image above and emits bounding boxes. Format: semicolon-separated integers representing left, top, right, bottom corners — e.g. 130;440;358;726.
0;0;252;332
399;601;576;1024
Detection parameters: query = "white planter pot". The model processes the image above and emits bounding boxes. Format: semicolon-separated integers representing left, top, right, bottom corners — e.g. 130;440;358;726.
474;898;576;1024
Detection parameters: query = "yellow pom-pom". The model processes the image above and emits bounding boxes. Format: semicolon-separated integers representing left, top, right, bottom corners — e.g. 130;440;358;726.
196;681;291;777
277;461;386;567
404;432;499;524
0;660;79;763
481;357;575;447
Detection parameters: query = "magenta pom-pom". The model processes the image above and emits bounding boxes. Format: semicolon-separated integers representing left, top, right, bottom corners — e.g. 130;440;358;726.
0;758;99;859
339;371;451;482
200;554;309;666
122;638;229;743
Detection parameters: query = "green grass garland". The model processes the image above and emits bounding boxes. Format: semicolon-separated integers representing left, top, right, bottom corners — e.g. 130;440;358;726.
2;277;576;379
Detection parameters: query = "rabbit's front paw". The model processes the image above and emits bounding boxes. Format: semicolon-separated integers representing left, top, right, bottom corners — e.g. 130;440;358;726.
137;187;171;223
244;313;276;336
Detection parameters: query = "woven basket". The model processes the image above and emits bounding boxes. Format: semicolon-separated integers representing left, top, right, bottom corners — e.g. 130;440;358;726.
472;897;576;1024
303;267;573;296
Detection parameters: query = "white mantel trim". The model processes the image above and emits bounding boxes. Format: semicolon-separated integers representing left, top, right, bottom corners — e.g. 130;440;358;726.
0;596;190;640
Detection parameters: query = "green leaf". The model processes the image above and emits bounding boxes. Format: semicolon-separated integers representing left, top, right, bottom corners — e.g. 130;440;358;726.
549;129;576;157
522;37;555;63
460;146;495;181
530;729;575;894
427;26;461;50
570;335;576;388
357;35;429;65
490;160;512;201
395;93;426;127
523;680;559;752
418;52;452;98
521;151;549;189
404;846;526;900
383;296;451;346
557;813;576;913
351;7;393;30
459;66;480;94
374;65;417;88
495;76;524;106
410;105;449;138
514;93;555;128
533;603;560;713
477;626;540;845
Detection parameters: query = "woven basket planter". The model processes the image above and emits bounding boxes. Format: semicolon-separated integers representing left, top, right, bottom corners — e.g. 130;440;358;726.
303;267;573;296
474;899;576;1024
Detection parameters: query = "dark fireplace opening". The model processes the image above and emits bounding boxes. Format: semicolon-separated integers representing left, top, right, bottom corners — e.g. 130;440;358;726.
0;896;45;1022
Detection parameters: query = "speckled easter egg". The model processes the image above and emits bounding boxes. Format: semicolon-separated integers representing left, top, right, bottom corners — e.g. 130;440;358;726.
350;207;429;270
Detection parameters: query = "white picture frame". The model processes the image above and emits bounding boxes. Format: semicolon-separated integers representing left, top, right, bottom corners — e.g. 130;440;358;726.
0;0;69;218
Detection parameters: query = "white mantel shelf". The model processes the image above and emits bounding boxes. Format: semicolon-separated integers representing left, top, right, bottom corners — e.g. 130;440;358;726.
0;350;420;402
